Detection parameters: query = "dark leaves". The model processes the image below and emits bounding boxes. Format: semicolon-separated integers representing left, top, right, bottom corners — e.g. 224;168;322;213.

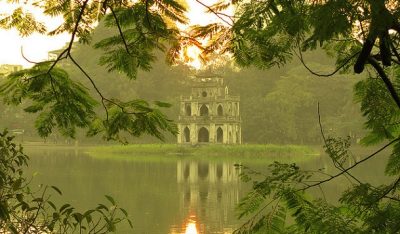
0;63;97;138
100;99;177;142
0;131;133;232
95;4;181;79
354;75;400;145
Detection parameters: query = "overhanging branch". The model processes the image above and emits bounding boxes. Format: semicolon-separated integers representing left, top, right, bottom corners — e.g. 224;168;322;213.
367;57;400;109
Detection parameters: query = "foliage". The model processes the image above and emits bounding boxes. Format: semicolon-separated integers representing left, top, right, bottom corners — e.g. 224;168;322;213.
0;1;365;145
0;0;187;142
194;0;400;233
0;130;132;233
354;74;400;145
3;0;400;233
94;3;181;79
87;100;177;142
235;137;400;233
0;62;97;138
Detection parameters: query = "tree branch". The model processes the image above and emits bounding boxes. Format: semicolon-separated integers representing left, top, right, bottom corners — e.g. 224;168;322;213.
318;102;363;185
299;136;400;192
20;47;41;65
367;57;400;109
375;175;400;202
66;0;90;55
108;6;132;56
295;48;359;77
194;0;233;26
68;54;144;121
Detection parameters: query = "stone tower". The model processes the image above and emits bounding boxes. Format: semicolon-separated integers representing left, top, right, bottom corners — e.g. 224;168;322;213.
177;72;242;144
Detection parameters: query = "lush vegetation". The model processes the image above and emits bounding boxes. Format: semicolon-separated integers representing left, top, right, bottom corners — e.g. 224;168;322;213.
0;130;132;233
199;0;400;233
0;0;185;142
1;0;400;233
0;47;364;145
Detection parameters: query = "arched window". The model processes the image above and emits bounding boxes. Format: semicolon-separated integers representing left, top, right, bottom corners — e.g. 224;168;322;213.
217;105;223;116
202;91;207;97
185;104;191;116
198;127;209;142
200;104;209;116
217;127;223;143
184;127;190;142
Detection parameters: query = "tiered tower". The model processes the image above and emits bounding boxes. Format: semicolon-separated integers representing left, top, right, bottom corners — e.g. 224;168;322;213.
177;72;242;144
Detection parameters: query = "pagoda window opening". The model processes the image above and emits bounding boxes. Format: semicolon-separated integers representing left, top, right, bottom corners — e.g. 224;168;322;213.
198;127;209;142
200;104;209;116
184;127;190;142
217;105;223;116
185;104;191;116
217;127;223;143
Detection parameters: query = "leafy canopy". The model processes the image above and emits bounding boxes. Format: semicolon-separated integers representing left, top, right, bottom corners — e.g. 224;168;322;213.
0;0;188;141
187;0;400;233
3;0;400;232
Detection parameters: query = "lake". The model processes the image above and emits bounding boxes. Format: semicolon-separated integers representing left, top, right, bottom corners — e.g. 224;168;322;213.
23;145;391;234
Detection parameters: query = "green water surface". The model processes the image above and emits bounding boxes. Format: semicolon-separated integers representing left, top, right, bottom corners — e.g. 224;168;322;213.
23;146;390;234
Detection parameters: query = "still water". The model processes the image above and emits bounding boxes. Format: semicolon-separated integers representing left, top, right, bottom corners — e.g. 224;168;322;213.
24;146;390;234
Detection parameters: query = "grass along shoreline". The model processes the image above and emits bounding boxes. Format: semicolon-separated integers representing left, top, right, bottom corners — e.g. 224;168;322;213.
86;144;319;163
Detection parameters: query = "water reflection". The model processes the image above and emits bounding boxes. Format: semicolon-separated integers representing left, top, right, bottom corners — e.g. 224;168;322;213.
170;215;200;234
177;161;240;184
24;147;391;233
174;160;241;233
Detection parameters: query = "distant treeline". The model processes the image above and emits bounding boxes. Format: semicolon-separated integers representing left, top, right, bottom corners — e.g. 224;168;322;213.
0;24;365;145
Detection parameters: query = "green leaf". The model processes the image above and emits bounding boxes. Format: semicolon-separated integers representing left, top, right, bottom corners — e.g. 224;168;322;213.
72;212;83;223
127;219;134;228
0;202;9;220
97;204;109;211
120;208;128;217
386;142;400;176
59;203;71;212
154;101;172;108
105;195;116;205
51;185;62;195
12;178;22;191
47;201;57;210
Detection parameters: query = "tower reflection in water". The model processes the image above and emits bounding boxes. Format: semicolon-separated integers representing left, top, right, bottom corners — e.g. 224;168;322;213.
184;215;199;234
170;160;241;234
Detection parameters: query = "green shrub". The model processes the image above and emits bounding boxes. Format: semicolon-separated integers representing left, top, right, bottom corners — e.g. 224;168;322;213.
0;130;132;233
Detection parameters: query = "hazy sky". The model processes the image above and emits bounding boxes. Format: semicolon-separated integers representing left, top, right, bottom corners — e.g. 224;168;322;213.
0;2;70;67
0;0;231;68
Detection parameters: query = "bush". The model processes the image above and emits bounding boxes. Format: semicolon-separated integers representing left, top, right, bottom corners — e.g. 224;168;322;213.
0;130;132;233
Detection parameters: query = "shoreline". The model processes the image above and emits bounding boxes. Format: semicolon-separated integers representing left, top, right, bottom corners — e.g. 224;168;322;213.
84;144;320;164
